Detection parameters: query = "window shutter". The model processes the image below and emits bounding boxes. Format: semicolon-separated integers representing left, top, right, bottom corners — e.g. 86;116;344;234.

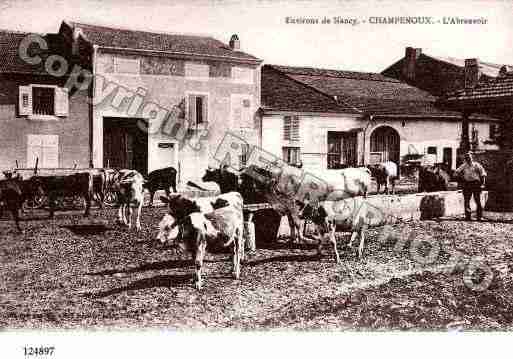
54;87;69;117
283;116;291;140
291;116;300;141
19;86;32;116
188;94;196;127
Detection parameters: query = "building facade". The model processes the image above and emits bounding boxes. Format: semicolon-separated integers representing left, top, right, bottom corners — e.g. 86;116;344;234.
58;22;262;182
0;31;90;170
260;64;499;173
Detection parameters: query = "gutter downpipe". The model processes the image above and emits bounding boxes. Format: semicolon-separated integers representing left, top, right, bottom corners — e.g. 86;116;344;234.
362;114;373;166
89;44;98;168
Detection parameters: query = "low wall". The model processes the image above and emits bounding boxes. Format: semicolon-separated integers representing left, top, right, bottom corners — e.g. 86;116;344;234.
322;190;489;229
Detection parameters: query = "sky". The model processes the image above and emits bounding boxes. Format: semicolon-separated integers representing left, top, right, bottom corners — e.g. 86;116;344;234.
1;0;512;73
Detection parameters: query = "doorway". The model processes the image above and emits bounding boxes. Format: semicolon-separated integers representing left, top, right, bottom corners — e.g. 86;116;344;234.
103;117;148;175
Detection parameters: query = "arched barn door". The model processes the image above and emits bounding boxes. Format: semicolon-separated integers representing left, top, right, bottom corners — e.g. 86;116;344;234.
370;126;400;165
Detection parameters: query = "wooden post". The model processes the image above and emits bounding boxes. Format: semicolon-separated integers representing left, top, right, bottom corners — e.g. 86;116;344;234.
460;111;471;153
34;157;39;175
244;212;256;252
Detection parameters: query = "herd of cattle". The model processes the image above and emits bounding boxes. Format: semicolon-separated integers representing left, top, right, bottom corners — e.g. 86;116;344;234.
0;161;455;289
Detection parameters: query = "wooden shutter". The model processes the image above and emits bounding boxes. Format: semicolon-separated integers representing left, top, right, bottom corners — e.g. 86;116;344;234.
19;86;32;116
188;94;196;127
43;135;59;167
283;116;291;140
54;87;69;116
291;116;300;141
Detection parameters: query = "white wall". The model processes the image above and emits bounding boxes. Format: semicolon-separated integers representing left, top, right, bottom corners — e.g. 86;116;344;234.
262;113;500;173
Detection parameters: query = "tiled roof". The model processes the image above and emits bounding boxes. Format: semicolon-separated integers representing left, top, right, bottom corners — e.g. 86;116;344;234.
69;22;261;63
429;55;513;78
261;65;360;114
268;64;462;116
0;30;54;74
443;73;513;102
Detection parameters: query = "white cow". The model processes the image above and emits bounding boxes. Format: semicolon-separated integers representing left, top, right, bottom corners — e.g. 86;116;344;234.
157;192;244;289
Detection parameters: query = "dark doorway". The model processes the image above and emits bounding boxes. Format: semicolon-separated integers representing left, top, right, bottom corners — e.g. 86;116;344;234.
443;147;453;170
103;117;148;175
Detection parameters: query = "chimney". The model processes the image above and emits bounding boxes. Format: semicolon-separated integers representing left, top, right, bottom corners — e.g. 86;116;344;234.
229;34;240;51
464;58;481;89
402;47;421;82
72;27;82;56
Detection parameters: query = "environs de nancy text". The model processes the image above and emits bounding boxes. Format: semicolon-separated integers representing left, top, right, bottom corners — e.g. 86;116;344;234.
284;16;488;25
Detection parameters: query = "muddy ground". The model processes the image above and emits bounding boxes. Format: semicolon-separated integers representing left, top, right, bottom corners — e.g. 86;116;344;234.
1;204;512;330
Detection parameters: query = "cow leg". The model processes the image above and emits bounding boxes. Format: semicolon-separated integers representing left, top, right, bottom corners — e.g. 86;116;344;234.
10;204;22;233
127;205;133;229
118;203;129;226
148;190;155;207
194;233;207;290
135;200;142;231
349;230;358;248
48;194;55;218
357;228;366;259
391;179;396;195
328;223;340;264
83;193;91;217
232;234;240;280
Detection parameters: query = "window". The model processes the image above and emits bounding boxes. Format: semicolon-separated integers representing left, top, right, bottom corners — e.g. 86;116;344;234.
283;147;301;166
283;116;300;141
19;85;69;118
471;128;479;150
187;94;208;127
114;56;140;74
427;146;437;155
33;87;54;115
27;134;59;168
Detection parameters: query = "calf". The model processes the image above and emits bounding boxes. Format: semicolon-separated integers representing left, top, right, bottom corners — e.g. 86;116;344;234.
30;172;93;218
0;176;44;232
144;166;178;207
157;192;244;289
112;169;145;230
300;199;370;262
418;165;450;192
368;161;398;194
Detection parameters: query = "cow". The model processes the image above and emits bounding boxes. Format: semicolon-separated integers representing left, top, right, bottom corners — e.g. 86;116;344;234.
143;166;178;207
0;176;44;232
202;165;239;193
111;169;145;230
29;172;94;218
368;161;398;194
418;165;451;192
157;192;244;289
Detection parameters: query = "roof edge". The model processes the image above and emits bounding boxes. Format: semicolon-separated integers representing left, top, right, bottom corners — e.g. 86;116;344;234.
265;65;362;113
